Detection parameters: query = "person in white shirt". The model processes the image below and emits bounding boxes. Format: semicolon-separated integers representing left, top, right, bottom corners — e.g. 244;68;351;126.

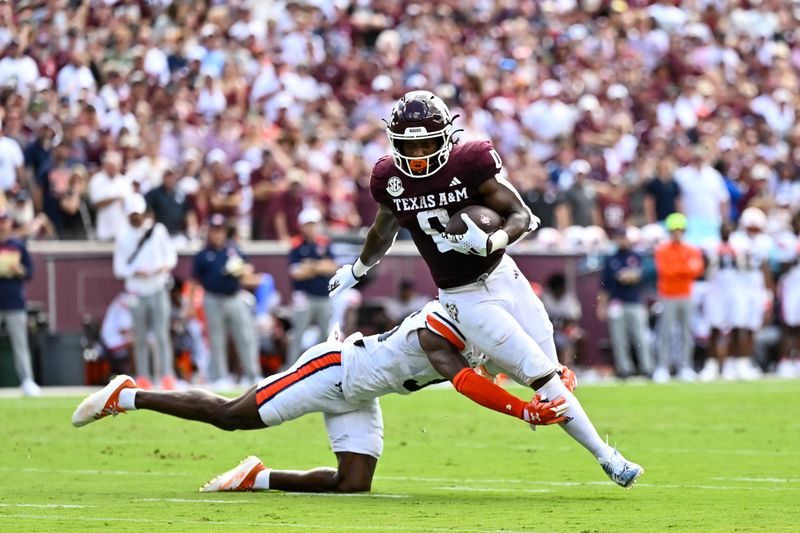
0;118;24;192
0;39;40;98
126;138;170;194
520;80;577;161
750;89;795;138
673;145;730;229
113;194;178;390
56;52;96;102
89;151;131;241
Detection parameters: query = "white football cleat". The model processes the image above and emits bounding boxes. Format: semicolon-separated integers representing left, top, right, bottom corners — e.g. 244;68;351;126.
200;456;267;492
600;449;644;489
72;374;137;427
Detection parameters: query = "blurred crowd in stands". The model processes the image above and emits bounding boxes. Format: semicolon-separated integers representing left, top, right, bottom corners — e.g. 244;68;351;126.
0;0;799;244
0;0;799;387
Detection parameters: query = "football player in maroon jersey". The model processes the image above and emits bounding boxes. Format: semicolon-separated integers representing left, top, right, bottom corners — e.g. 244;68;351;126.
328;90;643;487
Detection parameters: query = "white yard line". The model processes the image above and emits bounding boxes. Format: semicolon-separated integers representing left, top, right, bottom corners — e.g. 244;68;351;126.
452;442;800;456
0;514;542;533
433;487;552;494
281;492;409;499
0;467;192;477
649;447;800;456
711;477;800;483
0;503;88;509
140;498;256;504
432;483;800;492
3;467;797;492
141;494;409;503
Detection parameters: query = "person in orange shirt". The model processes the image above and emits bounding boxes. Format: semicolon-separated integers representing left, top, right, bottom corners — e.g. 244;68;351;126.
653;213;704;383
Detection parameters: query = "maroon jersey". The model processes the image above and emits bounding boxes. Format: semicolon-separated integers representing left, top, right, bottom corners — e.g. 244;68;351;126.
371;140;509;288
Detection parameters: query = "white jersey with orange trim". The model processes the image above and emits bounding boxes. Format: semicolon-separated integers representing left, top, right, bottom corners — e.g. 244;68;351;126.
341;300;483;403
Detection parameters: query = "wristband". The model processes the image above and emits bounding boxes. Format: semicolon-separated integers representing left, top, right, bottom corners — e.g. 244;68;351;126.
352;258;372;278
488;229;510;253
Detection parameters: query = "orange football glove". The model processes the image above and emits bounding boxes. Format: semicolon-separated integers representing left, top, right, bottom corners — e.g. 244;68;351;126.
522;394;569;426
557;364;577;392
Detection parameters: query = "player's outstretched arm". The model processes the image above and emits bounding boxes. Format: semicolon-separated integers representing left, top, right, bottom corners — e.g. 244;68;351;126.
418;329;567;426
329;204;400;296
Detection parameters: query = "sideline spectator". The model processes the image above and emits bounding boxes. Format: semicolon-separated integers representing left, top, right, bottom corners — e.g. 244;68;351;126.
192;214;261;388
598;228;654;379
653;213;704;383
0;207;38;396
285;207;338;367
112;194;177;390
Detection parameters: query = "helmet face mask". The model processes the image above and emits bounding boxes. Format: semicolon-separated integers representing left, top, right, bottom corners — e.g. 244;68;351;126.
386;90;456;178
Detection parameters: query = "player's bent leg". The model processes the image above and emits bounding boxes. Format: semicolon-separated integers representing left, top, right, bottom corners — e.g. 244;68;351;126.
202;452;377;493
270;452;377;493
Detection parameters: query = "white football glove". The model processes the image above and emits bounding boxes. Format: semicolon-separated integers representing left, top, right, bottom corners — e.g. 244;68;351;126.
328;264;362;297
443;213;492;256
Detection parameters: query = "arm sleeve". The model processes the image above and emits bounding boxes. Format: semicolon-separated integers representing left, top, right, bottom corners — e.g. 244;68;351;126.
452;368;528;420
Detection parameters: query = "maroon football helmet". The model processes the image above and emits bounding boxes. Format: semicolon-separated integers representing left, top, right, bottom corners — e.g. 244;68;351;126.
385;90;456;178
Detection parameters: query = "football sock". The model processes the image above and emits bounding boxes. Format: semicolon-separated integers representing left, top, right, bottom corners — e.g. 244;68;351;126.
118;388;139;411
253;469;271;490
536;375;612;461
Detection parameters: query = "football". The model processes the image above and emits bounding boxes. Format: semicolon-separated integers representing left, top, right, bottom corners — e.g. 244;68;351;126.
445;205;504;235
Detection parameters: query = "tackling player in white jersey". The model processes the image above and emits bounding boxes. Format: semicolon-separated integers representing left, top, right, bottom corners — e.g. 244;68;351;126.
728;207;774;380
73;300;585;493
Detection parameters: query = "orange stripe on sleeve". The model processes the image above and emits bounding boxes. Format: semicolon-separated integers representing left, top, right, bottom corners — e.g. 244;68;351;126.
256;351;341;406
426;314;466;351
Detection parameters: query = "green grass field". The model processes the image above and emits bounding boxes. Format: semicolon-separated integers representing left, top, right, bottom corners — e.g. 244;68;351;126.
1;380;798;532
